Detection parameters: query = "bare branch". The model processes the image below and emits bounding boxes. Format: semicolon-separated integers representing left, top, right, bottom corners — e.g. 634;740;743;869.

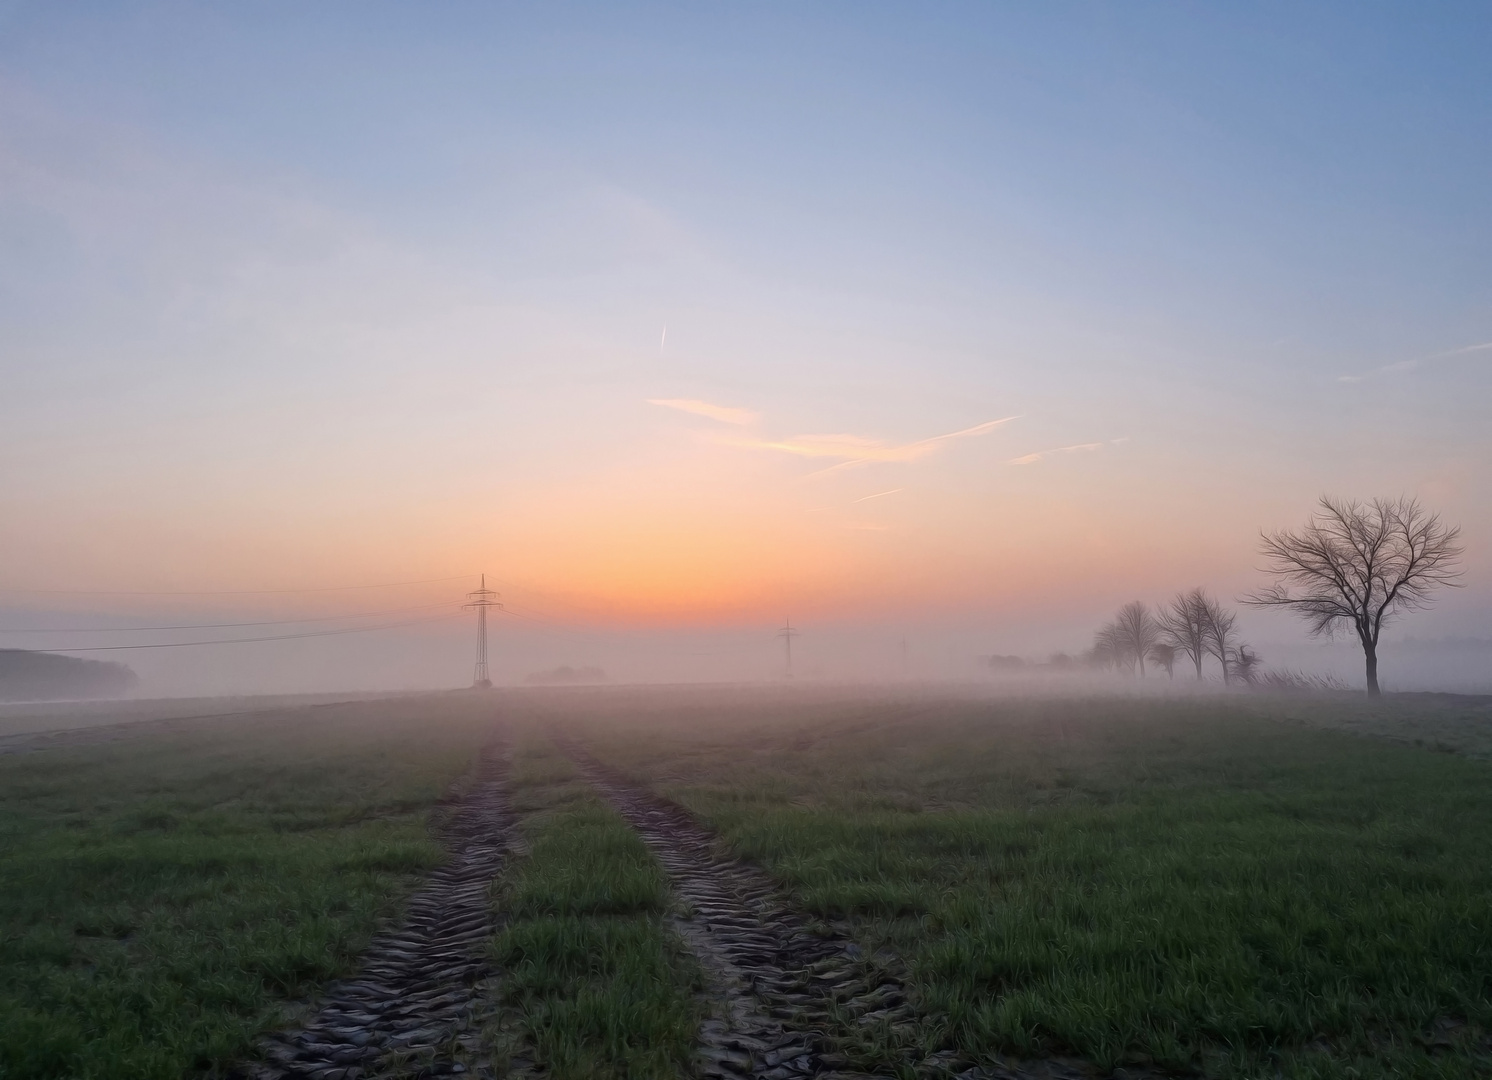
1244;495;1463;695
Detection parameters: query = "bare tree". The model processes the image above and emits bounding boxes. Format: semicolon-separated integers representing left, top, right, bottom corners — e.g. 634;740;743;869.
1246;496;1462;697
1160;588;1212;681
1201;595;1238;686
1147;642;1177;679
1091;621;1125;673
1230;644;1262;686
1114;601;1161;678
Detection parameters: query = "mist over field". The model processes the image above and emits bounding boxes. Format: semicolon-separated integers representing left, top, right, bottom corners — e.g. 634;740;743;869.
4;613;1490;701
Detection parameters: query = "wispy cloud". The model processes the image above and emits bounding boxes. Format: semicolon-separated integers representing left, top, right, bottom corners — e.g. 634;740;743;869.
1339;340;1492;383
741;416;1020;469
805;488;904;514
647;398;759;425
1009;442;1104;466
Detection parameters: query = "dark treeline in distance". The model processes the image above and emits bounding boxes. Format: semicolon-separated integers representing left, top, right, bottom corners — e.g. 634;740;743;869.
0;650;138;702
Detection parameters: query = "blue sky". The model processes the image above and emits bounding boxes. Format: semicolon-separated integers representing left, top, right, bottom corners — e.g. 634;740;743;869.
1;3;1488;690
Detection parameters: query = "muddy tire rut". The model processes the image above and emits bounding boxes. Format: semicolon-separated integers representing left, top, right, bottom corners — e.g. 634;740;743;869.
239;739;513;1080
553;736;923;1080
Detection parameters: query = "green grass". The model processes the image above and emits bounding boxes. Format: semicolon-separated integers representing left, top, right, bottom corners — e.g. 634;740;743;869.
560;689;1492;1079
489;737;702;1080
6;685;1490;1080
0;694;497;1080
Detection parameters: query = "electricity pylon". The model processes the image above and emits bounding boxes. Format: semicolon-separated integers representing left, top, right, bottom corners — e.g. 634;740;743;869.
775;618;799;678
464;575;502;689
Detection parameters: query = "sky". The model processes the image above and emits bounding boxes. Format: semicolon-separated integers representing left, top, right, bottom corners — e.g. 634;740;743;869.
1;3;1489;693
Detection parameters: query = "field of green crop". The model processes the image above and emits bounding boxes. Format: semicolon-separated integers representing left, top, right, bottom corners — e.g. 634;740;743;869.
554;687;1492;1080
0;694;496;1080
2;685;1489;1080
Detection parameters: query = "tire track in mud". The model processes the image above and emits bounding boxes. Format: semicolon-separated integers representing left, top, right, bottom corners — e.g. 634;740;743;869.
555;737;1147;1080
239;739;513;1080
552;735;925;1080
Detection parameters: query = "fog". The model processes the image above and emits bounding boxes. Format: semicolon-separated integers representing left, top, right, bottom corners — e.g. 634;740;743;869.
3;598;1488;701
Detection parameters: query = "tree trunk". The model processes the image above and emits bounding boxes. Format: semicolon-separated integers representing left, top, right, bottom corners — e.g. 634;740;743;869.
1365;642;1380;697
1194;653;1203;680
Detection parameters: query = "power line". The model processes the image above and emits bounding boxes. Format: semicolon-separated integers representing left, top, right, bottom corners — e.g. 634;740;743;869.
29;611;465;652
477;576;614;620
495;604;573;629
0;601;461;634
0;575;475;597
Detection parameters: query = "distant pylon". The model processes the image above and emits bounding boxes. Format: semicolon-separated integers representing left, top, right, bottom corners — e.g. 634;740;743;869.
464;574;502;689
775;617;799;678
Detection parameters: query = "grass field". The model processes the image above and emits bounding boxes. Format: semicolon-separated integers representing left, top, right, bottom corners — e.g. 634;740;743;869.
490;734;703;1079
0;694;496;1080
550;687;1492;1079
2;685;1489;1080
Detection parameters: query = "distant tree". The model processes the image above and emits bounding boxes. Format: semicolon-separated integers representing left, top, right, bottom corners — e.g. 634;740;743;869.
1147;642;1178;679
1230;644;1262;686
1246;496;1463;697
1201;595;1239;686
1090;623;1124;672
1114;601;1161;678
0;651;137;701
1160;588;1213;680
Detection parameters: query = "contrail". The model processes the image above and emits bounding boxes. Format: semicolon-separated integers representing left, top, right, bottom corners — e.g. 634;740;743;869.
853;488;904;503
661;324;667;351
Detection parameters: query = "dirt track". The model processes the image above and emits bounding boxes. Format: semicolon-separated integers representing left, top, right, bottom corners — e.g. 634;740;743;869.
554;735;1154;1080
240;738;512;1080
553;735;926;1080
236;723;1128;1080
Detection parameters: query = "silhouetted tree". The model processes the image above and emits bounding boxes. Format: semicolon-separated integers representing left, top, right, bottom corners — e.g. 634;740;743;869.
1246;496;1462;697
1147;642;1177;679
1160;588;1213;680
1090;623;1124;672
1201;594;1239;686
1115;601;1161;678
1230;644;1262;686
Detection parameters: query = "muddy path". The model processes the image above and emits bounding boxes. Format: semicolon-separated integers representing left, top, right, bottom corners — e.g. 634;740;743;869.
239;738;513;1080
551;733;925;1080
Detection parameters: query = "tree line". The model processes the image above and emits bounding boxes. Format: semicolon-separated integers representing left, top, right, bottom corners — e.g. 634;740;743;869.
1089;496;1463;696
1091;591;1260;684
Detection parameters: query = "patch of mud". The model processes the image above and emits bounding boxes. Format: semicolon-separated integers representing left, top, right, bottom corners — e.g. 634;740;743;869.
237;739;513;1080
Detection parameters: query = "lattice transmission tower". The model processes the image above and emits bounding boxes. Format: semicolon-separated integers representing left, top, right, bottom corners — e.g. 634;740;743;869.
775;617;799;679
464;575;502;689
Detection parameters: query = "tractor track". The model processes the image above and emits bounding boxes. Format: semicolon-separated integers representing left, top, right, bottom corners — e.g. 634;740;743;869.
552;734;924;1080
238;738;513;1080
555;736;1146;1080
